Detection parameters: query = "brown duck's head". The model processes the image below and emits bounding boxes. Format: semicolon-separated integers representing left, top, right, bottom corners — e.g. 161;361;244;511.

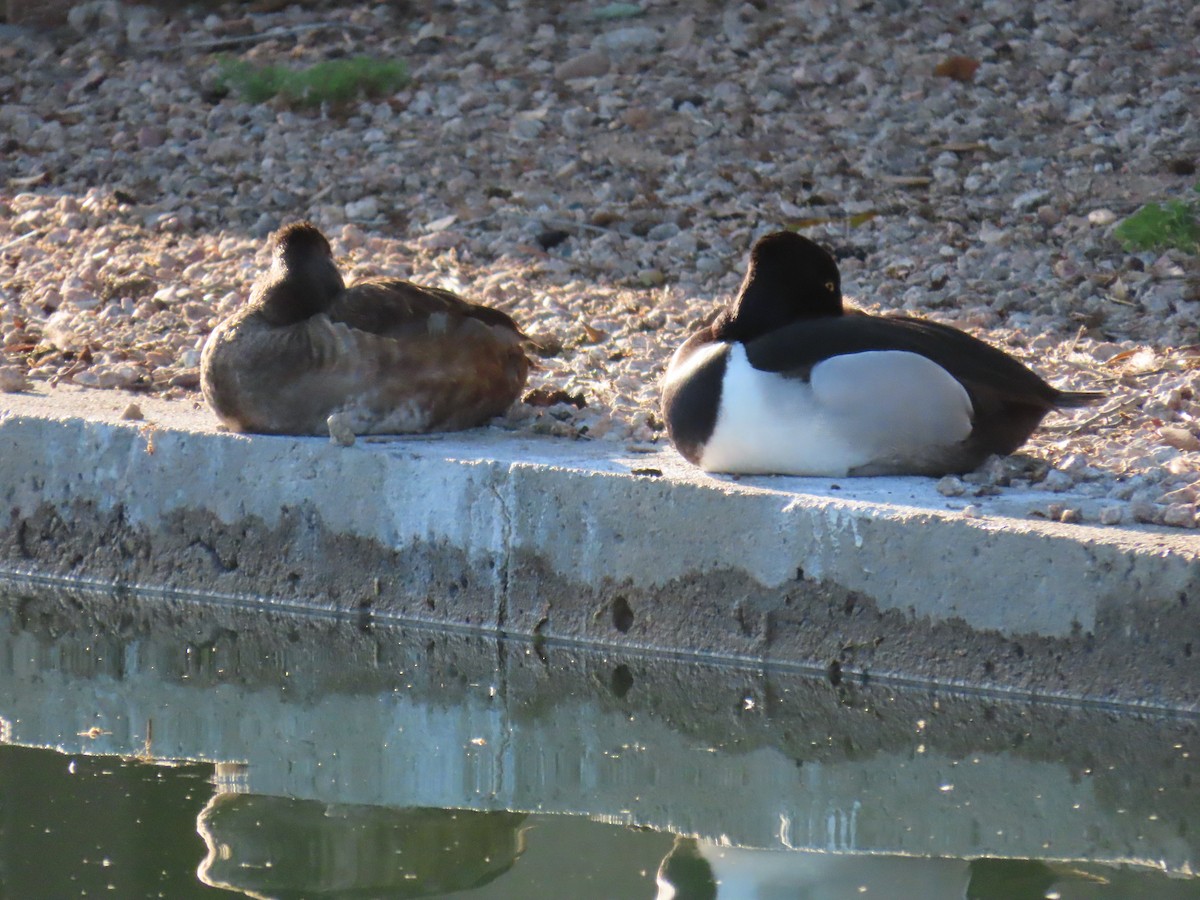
252;221;346;325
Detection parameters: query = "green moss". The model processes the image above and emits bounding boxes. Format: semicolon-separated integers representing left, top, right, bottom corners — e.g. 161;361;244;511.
217;56;409;107
1113;184;1200;254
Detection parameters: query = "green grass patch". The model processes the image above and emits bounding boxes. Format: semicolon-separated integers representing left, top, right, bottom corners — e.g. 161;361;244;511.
1113;184;1200;254
217;56;409;107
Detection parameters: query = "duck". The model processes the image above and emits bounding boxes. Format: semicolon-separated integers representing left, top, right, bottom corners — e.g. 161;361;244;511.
660;231;1102;477
656;837;974;900
201;221;530;437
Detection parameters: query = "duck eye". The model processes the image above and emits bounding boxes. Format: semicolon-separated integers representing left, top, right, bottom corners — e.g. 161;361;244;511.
824;280;836;292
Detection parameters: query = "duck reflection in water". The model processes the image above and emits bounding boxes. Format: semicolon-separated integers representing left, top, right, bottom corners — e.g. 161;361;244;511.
196;793;526;899
655;836;1081;900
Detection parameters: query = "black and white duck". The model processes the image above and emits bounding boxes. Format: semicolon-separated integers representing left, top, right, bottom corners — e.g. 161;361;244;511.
661;231;1101;476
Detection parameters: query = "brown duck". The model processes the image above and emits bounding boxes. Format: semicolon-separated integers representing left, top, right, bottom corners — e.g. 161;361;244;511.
201;222;530;436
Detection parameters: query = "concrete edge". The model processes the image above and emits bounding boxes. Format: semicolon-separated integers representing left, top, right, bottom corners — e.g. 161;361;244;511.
1;386;1198;709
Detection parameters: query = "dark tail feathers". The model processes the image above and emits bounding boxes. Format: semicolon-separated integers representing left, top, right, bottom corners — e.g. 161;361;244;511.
1055;390;1105;408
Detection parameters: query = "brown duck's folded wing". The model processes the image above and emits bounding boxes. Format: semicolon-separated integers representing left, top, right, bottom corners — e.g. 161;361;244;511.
203;307;529;436
328;278;531;431
328;278;526;339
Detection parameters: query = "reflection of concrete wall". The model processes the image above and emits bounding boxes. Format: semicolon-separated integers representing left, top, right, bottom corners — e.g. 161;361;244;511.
1;389;1199;708
198;800;525;899
0;586;1195;876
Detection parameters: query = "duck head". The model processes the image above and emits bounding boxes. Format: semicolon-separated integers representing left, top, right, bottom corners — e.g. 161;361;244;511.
714;231;843;342
251;221;346;325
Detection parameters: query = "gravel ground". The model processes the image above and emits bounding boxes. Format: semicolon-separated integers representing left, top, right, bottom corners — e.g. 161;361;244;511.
1;0;1199;528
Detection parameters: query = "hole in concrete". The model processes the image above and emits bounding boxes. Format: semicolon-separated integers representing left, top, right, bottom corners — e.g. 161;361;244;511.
610;664;634;698
1185;643;1193;658
827;659;843;686
794;566;805;581
1181;593;1189;608
426;597;436;611
612;596;634;633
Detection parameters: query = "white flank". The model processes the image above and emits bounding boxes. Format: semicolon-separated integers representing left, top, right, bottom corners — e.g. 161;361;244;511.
699;346;973;476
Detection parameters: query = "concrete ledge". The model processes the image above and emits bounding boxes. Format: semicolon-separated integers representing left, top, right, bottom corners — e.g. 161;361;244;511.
1;386;1198;709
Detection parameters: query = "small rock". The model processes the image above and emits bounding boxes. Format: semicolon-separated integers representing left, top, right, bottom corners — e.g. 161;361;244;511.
1159;483;1199;505
1011;189;1050;212
327;413;357;447
646;222;680;242
1098;505;1124;526
43;310;90;352
1041;469;1074;492
589;1;643;20
1036;205;1061;227
933;55;980;82
721;6;749;49
0;366;31;393
621;106;656;129
1130;499;1160;524
417;230;462;251
1162;504;1197;529
510;117;544;141
664;14;695;52
978;222;1006;244
593;26;660;53
67;0;121;35
1087;208;1118;226
339;223;365;250
205;138;240;163
1057;453;1089;473
527;332;564;358
137;126;165;150
345;197;380;221
936;475;966;496
555;50;610;80
1160;426;1200;451
121;402;144;420
125;5;164;44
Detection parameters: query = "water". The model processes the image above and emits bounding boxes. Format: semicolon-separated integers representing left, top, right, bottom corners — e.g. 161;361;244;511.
0;581;1197;899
